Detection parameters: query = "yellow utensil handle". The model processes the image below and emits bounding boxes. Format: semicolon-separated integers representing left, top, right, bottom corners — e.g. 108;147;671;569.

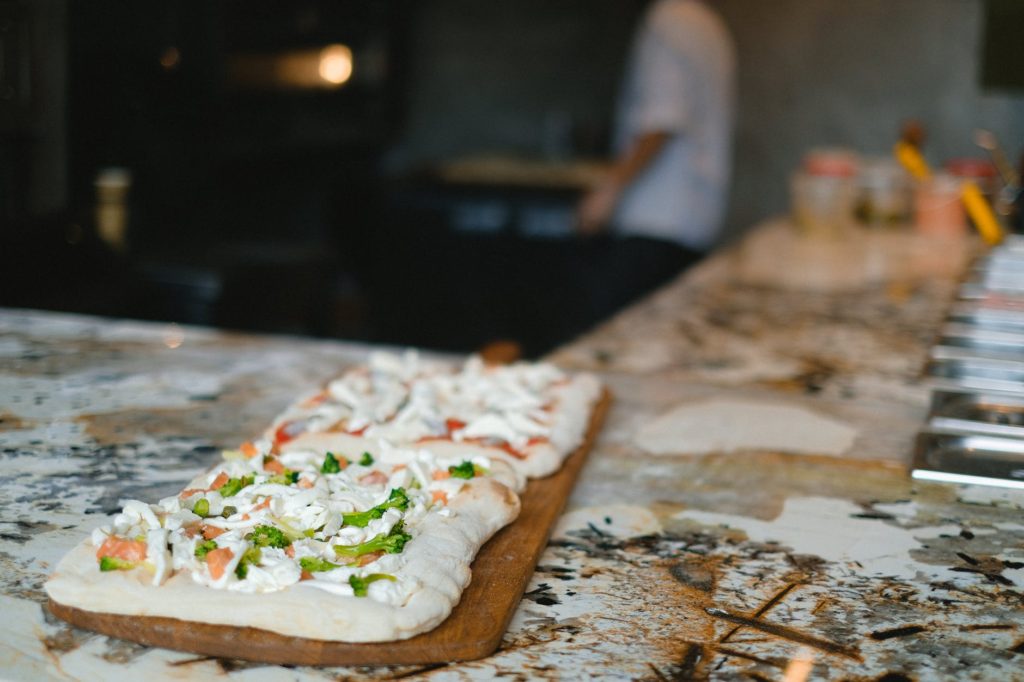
961;180;1004;245
894;141;931;181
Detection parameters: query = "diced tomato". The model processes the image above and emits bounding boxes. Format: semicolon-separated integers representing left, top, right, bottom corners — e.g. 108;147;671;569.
432;470;451;481
431;490;449;505
179;488;204;499
202;525;226;540
205;547;235;580
209;472;230;490
285;545;296;558
263;458;285;474
96;536;148;562
253;497;271;511
182;523;201;538
299;391;327;409
273;421;302;447
497;442;527;460
526;436;548;447
393;464;407;472
297;477;314;489
347;425;368;436
359;470;388;486
356;551;384;567
240;441;259;458
464;436;527;459
445;418;466;434
300;570;314;581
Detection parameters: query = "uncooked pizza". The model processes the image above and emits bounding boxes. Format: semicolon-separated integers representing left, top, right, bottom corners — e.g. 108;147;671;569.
45;353;603;643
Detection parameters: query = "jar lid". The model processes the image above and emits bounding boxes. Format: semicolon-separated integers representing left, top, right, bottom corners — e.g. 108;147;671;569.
803;148;860;177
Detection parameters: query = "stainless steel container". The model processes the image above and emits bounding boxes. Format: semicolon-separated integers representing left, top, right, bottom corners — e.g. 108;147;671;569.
912;430;1024;489
928;389;1024;438
925;353;1024;394
936;323;1024;359
946;302;1024;333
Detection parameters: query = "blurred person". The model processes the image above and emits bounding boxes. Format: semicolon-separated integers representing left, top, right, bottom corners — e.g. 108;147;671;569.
575;0;735;317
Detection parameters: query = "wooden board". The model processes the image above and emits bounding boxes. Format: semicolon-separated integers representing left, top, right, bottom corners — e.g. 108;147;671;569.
48;390;611;666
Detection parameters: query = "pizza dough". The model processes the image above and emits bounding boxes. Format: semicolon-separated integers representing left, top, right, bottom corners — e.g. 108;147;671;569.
45;353;603;643
45;478;518;642
273;353;603;482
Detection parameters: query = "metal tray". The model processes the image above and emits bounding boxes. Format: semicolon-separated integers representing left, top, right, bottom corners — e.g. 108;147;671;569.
946;306;1024;334
963;275;1024;294
959;283;1024;302
937;323;1024;359
925;354;1024;393
928;389;1024;438
911;430;1024;489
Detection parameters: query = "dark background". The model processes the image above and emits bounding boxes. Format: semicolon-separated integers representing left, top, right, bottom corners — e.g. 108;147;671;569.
2;0;1023;356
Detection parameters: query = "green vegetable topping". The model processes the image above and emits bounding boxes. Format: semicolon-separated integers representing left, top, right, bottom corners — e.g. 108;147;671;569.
99;556;138;572
194;539;218;559
359;452;374;466
448;460;477;479
267;470;300;485
192;498;210;517
334;521;411;559
235;546;262;579
221;505;238;518
247;524;291;549
299;556;341;573
321;451;345;474
218;475;254;498
341;487;410;528
349;573;396;597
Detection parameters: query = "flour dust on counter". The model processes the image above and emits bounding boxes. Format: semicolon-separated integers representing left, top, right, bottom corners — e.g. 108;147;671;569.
633;399;859;457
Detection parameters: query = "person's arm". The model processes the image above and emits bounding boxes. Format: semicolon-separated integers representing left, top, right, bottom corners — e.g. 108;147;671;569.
576;130;673;235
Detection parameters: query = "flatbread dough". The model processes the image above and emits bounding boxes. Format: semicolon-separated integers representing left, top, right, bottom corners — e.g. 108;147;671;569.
275;355;602;482
45;478;519;642
45;352;603;644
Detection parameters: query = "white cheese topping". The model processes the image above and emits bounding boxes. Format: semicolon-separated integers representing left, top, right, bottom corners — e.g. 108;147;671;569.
270;352;585;458
93;438;494;606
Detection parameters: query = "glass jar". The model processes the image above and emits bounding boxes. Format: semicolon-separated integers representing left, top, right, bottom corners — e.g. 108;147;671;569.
854;159;913;228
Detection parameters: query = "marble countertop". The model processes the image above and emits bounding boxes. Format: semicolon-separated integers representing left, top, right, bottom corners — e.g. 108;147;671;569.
3;221;1022;681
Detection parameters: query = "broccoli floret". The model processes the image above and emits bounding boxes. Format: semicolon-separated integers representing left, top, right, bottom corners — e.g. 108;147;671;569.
359;452;374;466
194;539;218;559
383;487;410;511
218;475;254;498
321;451;346;474
448;460;477;479
341;487;410;528
299;556;341;573
192;498;210;517
267;470;300;485
334;522;411;559
235;546;262;579
99;556;138;572
349;573;396;597
247;524;291;549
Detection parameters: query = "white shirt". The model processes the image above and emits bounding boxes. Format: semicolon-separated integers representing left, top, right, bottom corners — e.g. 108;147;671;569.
611;0;736;251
